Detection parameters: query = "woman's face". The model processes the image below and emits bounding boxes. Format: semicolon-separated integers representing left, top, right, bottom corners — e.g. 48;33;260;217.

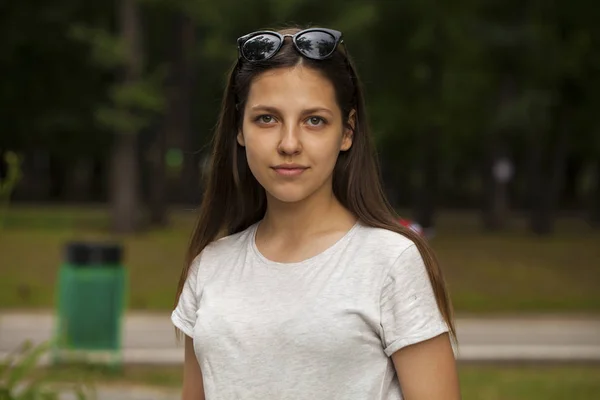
238;66;353;204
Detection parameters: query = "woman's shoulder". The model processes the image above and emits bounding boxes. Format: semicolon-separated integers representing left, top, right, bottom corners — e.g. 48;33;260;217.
187;223;256;274
354;222;418;260
204;223;257;257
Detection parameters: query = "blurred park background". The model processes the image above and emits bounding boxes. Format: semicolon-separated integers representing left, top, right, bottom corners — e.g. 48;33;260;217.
1;0;599;399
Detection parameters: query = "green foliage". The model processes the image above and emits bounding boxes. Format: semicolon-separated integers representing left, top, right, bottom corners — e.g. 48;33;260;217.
0;341;94;400
1;0;599;211
329;2;377;33
0;151;23;230
0;152;22;201
96;68;167;133
68;25;126;69
68;10;166;136
492;89;557;132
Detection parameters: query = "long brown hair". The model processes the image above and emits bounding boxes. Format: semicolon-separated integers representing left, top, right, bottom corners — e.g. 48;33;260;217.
175;26;456;343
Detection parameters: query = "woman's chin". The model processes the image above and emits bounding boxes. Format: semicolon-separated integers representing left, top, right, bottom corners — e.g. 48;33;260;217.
264;187;313;205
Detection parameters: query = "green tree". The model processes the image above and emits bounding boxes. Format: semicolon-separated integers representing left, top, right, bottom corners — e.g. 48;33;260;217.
71;0;165;233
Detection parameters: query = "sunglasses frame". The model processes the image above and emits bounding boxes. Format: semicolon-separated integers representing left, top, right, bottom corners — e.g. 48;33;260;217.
237;28;344;62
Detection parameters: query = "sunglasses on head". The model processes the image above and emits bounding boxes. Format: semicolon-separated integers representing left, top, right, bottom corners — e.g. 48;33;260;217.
237;28;343;62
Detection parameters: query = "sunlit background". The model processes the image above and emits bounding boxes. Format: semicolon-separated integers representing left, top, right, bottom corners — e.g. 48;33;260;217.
1;0;599;399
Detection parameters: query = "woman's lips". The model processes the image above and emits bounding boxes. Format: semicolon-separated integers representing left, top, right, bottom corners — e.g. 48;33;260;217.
272;164;308;177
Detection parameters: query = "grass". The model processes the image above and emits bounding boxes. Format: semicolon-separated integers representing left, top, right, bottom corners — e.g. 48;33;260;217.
458;364;600;399
44;364;183;389
1;205;599;313
40;364;600;399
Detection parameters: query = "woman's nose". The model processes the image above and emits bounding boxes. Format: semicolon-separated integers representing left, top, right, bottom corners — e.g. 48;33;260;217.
277;124;302;155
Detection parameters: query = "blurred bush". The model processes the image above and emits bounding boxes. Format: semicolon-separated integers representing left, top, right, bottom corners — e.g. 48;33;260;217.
0;340;95;400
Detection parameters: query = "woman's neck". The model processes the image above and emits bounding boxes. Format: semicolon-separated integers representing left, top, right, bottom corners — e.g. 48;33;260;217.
260;187;356;241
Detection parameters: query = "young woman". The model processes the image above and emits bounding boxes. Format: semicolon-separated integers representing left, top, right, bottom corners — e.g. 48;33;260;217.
172;26;460;400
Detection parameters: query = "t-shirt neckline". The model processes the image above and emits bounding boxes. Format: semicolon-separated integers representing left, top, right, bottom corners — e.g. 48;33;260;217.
249;220;361;267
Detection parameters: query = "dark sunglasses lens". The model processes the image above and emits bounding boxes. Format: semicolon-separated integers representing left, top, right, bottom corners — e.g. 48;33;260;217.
295;31;337;59
242;34;281;61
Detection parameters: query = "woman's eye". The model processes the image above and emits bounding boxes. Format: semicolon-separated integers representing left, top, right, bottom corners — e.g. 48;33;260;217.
256;115;275;124
307;116;325;126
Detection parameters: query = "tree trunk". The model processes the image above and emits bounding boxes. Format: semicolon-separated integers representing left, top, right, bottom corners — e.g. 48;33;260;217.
91;158;106;202
412;21;441;235
483;154;513;230
148;125;167;225
482;76;516;231
149;13;197;221
65;158;93;202
0;150;5;181
110;0;143;233
110;133;140;232
148;16;176;225
589;159;600;229
413;125;439;233
527;123;547;233
179;15;198;205
48;155;67;201
529;109;569;235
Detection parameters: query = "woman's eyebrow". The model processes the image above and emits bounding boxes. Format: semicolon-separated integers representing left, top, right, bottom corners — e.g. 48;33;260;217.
249;105;334;116
249;105;280;113
301;107;333;116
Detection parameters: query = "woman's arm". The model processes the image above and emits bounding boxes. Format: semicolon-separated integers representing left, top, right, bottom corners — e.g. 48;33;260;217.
392;333;460;399
182;335;205;400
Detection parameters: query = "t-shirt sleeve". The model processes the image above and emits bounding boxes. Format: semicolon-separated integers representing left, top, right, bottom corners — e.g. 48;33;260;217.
380;243;449;356
171;254;202;338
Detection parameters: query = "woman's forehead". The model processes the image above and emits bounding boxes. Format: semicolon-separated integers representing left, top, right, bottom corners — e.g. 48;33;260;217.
246;66;338;111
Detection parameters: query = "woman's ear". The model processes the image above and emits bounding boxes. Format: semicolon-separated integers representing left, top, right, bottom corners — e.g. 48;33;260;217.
237;129;245;147
340;109;356;151
347;109;356;132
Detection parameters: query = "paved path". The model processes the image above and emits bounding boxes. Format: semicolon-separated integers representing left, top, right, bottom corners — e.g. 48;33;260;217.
58;385;180;400
3;312;599;398
2;312;600;364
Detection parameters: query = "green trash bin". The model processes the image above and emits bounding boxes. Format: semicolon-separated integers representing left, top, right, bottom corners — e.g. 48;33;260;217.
52;242;128;368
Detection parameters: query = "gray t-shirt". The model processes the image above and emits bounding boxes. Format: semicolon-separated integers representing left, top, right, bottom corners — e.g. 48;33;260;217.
172;221;449;400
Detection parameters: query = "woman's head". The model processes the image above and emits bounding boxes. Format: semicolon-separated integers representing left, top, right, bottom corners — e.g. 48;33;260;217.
177;25;456;343
224;27;369;211
237;64;354;204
